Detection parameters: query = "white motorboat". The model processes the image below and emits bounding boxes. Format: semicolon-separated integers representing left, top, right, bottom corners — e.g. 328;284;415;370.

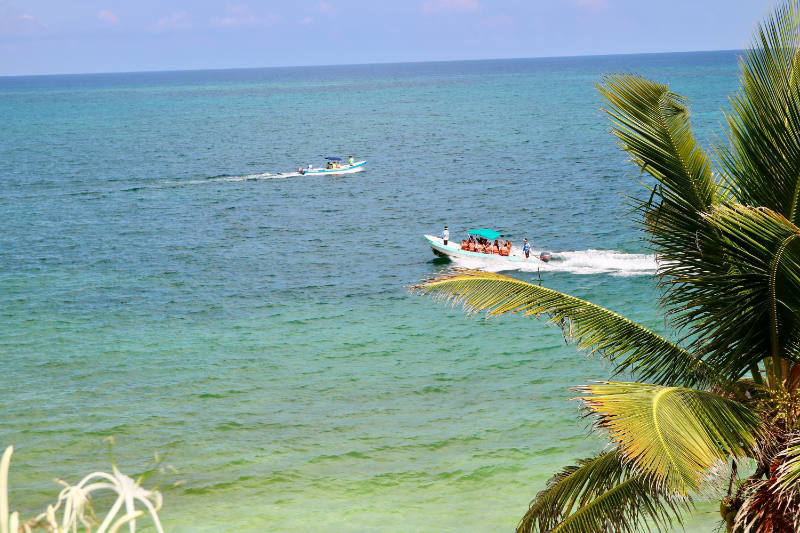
425;229;551;263
298;158;366;175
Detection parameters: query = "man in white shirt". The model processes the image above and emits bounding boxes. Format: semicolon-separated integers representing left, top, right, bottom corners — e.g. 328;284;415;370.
441;226;449;245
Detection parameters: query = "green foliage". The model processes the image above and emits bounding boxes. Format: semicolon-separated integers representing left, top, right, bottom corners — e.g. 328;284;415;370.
719;0;800;225
516;451;688;533
576;382;759;494
414;269;715;387
701;206;800;376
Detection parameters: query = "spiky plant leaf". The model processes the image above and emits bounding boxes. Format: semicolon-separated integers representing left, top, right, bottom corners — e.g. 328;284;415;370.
598;74;724;298
576;382;760;494
516;450;688;533
413;269;718;387
692;205;800;380
599;74;717;215
718;0;800;226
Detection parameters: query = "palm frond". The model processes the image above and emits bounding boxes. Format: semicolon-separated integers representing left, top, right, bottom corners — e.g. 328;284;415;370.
718;0;800;226
599;74;717;215
692;205;800;379
517;450;688;533
412;269;718;387
576;382;760;494
598;74;724;288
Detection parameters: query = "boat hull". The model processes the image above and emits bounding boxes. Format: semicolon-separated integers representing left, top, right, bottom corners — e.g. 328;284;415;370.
300;161;366;175
424;235;532;262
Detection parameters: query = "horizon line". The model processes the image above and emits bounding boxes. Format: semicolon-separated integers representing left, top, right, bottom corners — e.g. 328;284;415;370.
0;48;743;80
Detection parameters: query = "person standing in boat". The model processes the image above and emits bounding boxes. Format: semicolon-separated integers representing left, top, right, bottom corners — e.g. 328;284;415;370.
523;238;531;259
441;226;449;245
348;155;354;166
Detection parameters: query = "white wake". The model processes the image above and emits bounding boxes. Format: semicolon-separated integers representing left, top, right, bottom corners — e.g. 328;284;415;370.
167;171;304;186
449;249;657;277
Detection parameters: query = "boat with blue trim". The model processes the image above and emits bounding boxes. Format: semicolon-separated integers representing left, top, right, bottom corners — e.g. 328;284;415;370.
425;228;551;263
298;156;366;175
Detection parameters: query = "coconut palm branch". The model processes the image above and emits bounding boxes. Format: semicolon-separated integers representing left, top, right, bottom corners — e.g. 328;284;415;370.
693;205;800;382
575;382;760;494
413;269;719;387
598;66;800;384
597;74;749;382
597;74;724;287
718;1;800;225
516;450;688;533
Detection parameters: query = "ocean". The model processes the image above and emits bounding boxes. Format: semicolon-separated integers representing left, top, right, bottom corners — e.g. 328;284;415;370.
0;51;740;531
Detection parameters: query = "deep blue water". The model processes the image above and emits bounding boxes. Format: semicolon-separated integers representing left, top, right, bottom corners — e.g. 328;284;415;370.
1;51;741;531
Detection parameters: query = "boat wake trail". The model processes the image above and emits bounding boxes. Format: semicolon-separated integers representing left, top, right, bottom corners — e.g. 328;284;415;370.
452;249;657;277
166;171;304;186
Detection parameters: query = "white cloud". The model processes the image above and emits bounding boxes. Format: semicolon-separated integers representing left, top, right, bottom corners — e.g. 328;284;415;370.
422;0;480;14
573;0;609;10
153;11;190;31
211;5;281;27
97;10;119;24
0;9;48;34
318;1;334;15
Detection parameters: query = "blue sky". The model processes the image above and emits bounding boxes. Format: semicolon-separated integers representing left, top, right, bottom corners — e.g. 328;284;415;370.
0;0;775;76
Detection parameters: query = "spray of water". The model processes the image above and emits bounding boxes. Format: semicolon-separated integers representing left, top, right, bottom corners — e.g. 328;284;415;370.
449;249;657;277
166;171;305;186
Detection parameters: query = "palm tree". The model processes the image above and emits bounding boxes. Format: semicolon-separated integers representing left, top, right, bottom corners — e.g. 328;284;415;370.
413;2;800;531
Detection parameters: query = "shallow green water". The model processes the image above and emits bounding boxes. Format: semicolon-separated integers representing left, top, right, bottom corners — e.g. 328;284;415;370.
0;52;740;530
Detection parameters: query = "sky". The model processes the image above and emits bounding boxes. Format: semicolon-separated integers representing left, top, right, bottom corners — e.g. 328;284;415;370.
0;0;777;76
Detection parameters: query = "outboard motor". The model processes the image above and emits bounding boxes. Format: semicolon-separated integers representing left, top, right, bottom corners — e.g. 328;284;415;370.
539;251;552;263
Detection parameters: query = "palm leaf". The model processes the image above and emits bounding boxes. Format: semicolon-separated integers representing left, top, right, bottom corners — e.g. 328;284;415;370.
413;269;718;387
599;74;717;215
693;205;800;380
598;74;723;287
576;382;760;494
517;450;688;533
718;0;800;226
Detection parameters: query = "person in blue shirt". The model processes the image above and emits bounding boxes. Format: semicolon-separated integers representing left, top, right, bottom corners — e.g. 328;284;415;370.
523;238;531;259
441;226;449;245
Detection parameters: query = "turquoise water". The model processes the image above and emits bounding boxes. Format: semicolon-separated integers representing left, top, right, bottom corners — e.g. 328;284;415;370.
1;52;739;531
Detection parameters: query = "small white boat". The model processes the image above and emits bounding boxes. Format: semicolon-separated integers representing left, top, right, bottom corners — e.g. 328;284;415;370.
425;228;551;263
298;159;366;175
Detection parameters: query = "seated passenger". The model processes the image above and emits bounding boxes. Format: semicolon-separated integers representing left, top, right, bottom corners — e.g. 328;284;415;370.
461;239;468;250
468;239;476;252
